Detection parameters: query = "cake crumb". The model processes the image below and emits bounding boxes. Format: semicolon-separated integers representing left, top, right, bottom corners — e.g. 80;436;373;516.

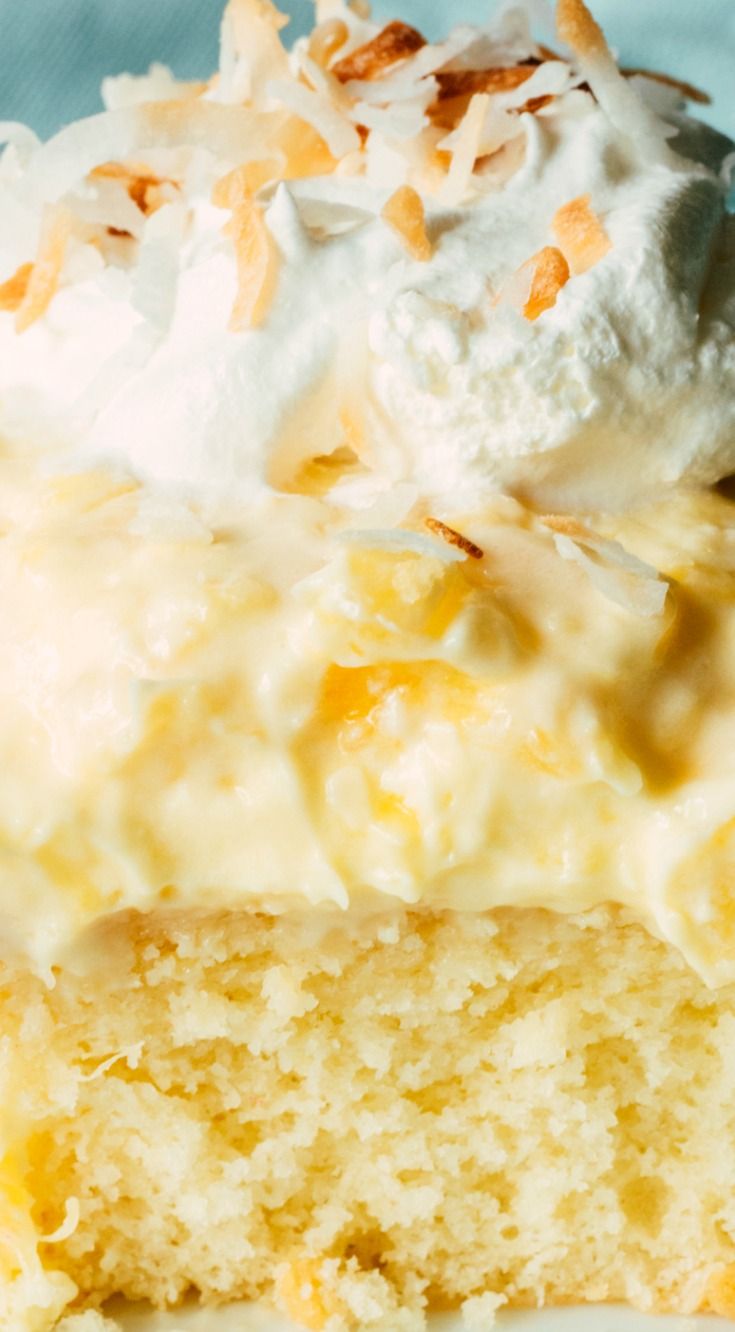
461;1290;508;1328
705;1263;735;1317
56;1313;120;1332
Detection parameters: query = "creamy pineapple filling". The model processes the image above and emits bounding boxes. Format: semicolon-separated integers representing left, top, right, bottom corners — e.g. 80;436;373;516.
0;468;733;983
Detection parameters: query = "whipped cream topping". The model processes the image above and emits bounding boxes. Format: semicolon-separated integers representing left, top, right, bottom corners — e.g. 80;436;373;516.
0;2;732;512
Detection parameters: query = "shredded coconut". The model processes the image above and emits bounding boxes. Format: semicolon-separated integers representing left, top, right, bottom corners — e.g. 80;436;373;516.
552;530;668;617
267;79;361;159
39;1197;80;1246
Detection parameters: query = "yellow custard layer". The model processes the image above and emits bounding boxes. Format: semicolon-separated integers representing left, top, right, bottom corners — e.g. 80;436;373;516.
0;463;734;983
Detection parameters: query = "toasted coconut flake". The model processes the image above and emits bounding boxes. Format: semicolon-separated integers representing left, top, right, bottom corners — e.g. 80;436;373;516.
552;193;611;275
552;529;667;617
435;66;534;102
333;20;426;83
556;0;671;156
381;185;432;261
229;0;288;34
227;0;290;88
520;245;570;320
0;262;33;313
15;204;72;333
339;527;466;564
226;198;276;331
506;57;575;105
431;66;537;130
102;64;206;112
516;93;555;114
340;27;478;110
541;514;595;540
621;67;711;106
353;97;429;141
276;115;339;179
267;80;360;159
26;103;269;206
439;92;490;205
309;18;350;68
132;202;185;335
212;157;283;207
74;174;146;239
556;0;606;58
425;516;483;560
90;160;178;216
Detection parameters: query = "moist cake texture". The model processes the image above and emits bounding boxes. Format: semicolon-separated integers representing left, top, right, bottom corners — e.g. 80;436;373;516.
0;0;734;1327
14;908;735;1331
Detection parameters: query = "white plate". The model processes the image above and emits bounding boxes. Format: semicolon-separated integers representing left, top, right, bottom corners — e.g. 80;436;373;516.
112;1299;735;1331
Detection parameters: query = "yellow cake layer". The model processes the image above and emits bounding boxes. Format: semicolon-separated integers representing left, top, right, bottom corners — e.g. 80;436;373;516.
4;906;735;1330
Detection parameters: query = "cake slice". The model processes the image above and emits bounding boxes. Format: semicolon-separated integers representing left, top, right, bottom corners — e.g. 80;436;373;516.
0;1;734;1328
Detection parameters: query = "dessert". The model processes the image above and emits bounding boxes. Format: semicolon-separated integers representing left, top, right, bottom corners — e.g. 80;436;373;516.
0;0;734;1328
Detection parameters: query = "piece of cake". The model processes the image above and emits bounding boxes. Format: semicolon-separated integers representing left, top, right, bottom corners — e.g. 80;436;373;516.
0;0;734;1328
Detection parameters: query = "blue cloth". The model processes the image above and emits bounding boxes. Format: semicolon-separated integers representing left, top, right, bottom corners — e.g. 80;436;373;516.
0;0;732;141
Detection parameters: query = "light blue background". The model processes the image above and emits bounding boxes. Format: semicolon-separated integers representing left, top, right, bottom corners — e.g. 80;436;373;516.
0;0;733;142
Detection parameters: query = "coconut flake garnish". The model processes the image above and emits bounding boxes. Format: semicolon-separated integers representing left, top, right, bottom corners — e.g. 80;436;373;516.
0;262;32;313
267;79;361;160
521;246;570;320
89;160;180;218
78;1042;145;1083
435;66;534;103
72;174;147;239
132;202;185;336
353;98;430;142
332;20;426;83
435;59;572;151
102;64;205;112
552;193;611;275
224;195;277;330
340;26;479;107
506;58;576;107
425;516;484;560
556;0;673;160
339;526;468;563
39;1197;81;1246
439;92;490;205
308;17;350;69
15;203;72;332
549;522;668;617
381;185;432;260
620;67;711;108
23;103;268;207
218;0;290;107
